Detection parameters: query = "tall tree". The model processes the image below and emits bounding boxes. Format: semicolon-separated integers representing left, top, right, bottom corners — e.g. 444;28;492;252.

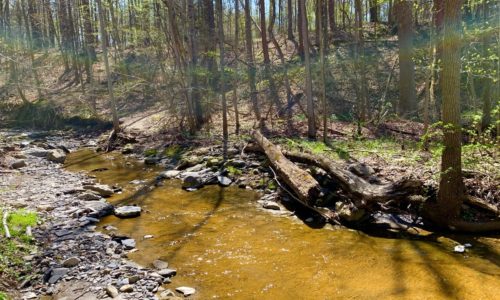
299;0;316;139
244;0;262;125
395;0;416;117
96;0;120;133
216;0;228;158
435;0;464;225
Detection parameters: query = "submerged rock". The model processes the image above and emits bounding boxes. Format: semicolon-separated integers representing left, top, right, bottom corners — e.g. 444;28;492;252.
182;174;203;189
122;143;134;154
262;201;281;211
153;259;169;270
114;206;141;218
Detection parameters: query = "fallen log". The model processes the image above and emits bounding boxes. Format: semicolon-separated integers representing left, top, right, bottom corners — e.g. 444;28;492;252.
245;142;422;207
280;151;423;207
251;130;321;207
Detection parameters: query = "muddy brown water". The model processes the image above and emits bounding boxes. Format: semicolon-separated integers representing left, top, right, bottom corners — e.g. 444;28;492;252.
65;149;500;299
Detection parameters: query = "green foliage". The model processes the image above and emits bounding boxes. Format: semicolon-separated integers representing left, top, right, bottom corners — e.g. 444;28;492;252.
163;145;184;160
144;148;158;157
226;165;242;176
10;100;64;129
0;209;37;282
0;291;9;300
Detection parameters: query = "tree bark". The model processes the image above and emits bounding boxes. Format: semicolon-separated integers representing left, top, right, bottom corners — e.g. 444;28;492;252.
395;0;416;117
252;130;321;206
299;0;316;139
244;0;262;126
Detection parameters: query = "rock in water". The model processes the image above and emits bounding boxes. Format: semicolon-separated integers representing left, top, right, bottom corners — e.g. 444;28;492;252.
47;149;67;163
217;176;232;187
84;201;114;218
62;257;81;267
158;268;177;277
175;286;196;296
454;245;466;253
153;259;169;269
158;170;181;179
182;174;203;189
83;184;114;197
262;201;281;211
121;239;136;250
145;157;159;165
11;160;27;169
122;143;134;154
106;285;119;298
114;206;141;218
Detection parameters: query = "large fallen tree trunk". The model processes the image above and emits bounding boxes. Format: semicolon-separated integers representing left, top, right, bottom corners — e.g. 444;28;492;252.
280;151;423;207
246;140;422;208
252;131;323;209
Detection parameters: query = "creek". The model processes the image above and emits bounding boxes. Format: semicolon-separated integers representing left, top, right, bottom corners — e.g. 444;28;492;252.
65;149;500;299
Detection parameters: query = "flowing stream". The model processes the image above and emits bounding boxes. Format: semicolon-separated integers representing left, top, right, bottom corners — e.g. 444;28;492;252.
65;149;500;299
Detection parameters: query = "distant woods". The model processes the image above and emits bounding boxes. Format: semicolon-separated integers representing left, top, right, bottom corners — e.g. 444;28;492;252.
0;0;498;137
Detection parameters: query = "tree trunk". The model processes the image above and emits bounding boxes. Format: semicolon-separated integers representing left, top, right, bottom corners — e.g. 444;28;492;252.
396;0;416;117
96;0;120;133
328;0;335;33
259;0;282;115
287;0;294;40
244;0;262;126
299;0;316;139
252;130;321;206
216;0;228;159
434;0;464;226
233;0;241;135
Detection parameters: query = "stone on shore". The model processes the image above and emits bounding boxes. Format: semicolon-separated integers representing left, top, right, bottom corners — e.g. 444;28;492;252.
83;184;114;197
47;149;67;163
114;206;141;218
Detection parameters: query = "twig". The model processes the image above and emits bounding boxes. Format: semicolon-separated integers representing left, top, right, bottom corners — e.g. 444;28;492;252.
3;211;11;239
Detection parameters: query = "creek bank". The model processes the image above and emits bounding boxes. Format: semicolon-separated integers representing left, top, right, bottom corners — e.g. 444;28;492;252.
0;131;193;300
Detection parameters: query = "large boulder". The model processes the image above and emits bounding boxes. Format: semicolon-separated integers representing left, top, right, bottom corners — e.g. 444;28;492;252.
182;172;203;189
47;149;67;163
114;206;141;218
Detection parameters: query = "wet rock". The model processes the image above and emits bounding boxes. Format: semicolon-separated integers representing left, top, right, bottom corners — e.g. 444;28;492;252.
159;170;181;179
121;239;136;250
159;289;178;299
217;176;232;187
175;286;196;296
336;202;365;222
11;159;27;169
119;284;134;293
262;201;281;211
145;157;159;165
84;200;114;218
122;143;134;154
158;268;177;277
153;259;169;270
144;235;154;239
454;245;466;253
47;149;67;163
77;192;101;201
182;174;203;189
106;285;119;298
103;225;117;231
62;257;81;268
47;267;69;284
114;206;141;218
83;183;114;197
